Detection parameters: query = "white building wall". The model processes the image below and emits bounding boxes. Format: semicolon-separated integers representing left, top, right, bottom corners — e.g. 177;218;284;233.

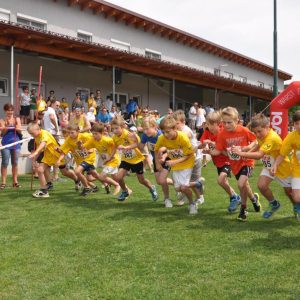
0;0;285;91
0;51;170;118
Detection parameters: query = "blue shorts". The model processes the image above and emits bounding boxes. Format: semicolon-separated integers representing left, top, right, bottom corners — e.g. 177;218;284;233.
1;148;20;167
80;161;95;173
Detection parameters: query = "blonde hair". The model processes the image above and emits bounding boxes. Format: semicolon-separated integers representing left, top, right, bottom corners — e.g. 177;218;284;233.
142;116;157;128
159;115;176;130
206;111;221;124
111;115;126;127
173;110;186;123
221;106;239;121
250;113;269;129
67;124;80;132
27;122;40;132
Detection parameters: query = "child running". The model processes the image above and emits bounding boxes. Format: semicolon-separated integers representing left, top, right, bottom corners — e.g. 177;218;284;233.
210;107;260;221
154;115;197;214
173;110;204;206
81;123;121;195
138;116;173;207
28;123;78;197
110;116;158;201
272;110;300;218
232;113;293;219
200;111;240;212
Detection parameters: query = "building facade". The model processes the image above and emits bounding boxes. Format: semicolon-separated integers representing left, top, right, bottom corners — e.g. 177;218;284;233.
0;0;292;118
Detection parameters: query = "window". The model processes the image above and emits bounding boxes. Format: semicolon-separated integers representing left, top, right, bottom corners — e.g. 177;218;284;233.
18;80;45;98
77;30;92;42
214;68;220;76
17;13;47;30
0;8;10;21
110;92;129;111
258;81;264;88
240;76;247;83
111;39;130;51
224;71;233;79
145;49;161;60
0;77;8;96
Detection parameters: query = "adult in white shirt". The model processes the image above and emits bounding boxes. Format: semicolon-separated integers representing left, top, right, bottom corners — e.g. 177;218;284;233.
43;99;60;137
19;86;31;125
103;96;113;112
188;102;198;130
196;104;206;131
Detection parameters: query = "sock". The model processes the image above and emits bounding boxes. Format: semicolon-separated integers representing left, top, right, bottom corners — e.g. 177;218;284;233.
241;204;247;210
251;196;257;203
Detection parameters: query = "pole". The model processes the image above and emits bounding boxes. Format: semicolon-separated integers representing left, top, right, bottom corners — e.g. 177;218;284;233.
172;79;175;110
15;63;20;115
273;0;278;97
37;65;43;98
214;88;218;109
112;66;116;104
249;96;252;119
10;45;14;105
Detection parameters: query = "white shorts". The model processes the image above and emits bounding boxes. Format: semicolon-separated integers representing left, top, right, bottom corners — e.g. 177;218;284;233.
102;166;118;175
291;177;300;190
172;168;192;189
260;168;291;188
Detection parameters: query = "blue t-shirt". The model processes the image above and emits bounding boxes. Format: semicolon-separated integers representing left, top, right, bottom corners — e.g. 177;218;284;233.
141;129;162;156
97;112;111;123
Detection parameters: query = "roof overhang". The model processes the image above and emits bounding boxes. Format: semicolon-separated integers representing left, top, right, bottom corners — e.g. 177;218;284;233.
0;21;274;100
53;0;292;81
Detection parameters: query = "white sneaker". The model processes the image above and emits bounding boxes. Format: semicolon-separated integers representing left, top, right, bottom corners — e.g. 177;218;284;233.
196;195;205;205
32;189;49;198
164;198;173;208
189;202;198;215
177;192;187;206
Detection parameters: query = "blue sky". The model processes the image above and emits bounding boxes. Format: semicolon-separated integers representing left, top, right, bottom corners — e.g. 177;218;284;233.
109;0;300;83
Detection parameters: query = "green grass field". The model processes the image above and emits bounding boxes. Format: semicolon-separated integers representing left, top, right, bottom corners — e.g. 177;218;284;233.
1;163;300;299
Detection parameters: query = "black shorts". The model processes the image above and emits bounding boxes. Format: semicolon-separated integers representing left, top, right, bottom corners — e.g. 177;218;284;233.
235;166;253;180
20;105;30;117
80;161;96;173
119;160;143;174
153;157;171;173
217;164;231;177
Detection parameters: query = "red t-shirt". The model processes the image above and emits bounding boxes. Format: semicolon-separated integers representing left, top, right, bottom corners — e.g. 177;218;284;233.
200;129;229;168
215;125;256;175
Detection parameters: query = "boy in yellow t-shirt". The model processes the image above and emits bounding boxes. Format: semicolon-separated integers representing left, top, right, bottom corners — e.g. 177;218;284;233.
232;114;293;219
273;111;300;218
28;123;78;198
82;123;120;195
56;125;98;196
154;116;197;215
110;116;158;202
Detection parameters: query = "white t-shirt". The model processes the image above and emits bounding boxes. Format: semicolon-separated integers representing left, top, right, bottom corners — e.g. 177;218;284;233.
188;106;197;121
43;107;58;135
20;93;31;106
182;125;201;160
196;108;206;127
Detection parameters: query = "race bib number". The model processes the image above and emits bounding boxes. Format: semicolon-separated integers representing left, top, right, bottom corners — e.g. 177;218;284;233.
261;155;274;169
147;142;155;152
122;149;136;160
167;149;184;159
227;147;241;161
75;149;88;159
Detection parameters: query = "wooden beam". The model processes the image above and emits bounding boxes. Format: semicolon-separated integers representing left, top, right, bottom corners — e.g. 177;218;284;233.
126;17;137;26
68;0;78;6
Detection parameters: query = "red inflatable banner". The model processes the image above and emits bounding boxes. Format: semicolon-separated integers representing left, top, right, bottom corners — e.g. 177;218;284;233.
270;81;300;138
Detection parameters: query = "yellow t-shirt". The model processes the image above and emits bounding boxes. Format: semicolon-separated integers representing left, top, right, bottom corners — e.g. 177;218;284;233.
258;129;291;178
112;129;144;164
60;132;96;165
60;102;69;110
87;98;97;115
154;130;195;171
69;115;86;131
35;129;61;166
84;135;120;168
280;130;300;177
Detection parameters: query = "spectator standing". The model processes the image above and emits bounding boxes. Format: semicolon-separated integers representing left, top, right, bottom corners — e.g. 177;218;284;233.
188;102;198;130
29;88;37;122
95;90;103;114
87;92;97;115
72;92;83;111
0;104;22;188
126;99;138;119
103;95;113;112
19;86;31;125
60;97;69;111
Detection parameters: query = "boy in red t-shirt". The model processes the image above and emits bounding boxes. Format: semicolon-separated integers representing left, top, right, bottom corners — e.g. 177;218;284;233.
200;111;240;212
209;107;261;221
